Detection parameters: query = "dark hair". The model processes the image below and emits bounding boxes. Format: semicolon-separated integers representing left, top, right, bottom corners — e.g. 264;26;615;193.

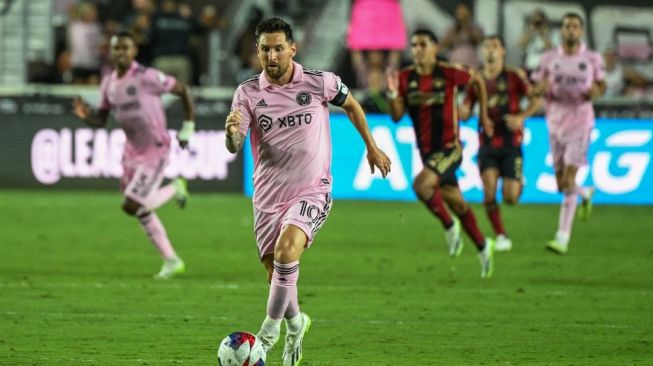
114;31;136;42
255;17;294;43
484;34;504;47
412;28;438;44
562;12;584;27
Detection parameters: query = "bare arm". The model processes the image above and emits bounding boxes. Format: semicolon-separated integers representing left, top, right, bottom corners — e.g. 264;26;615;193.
458;100;473;121
587;80;607;100
470;70;493;137
170;81;196;149
170;81;195;121
340;94;391;177
385;69;405;122
225;110;246;154
72;96;109;128
505;94;543;131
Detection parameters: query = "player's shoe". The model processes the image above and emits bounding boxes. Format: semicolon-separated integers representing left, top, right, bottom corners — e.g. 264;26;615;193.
477;238;495;278
495;234;513;252
577;186;595;220
256;329;279;354
173;177;189;209
282;312;311;366
445;219;463;258
546;240;568;255
153;257;185;279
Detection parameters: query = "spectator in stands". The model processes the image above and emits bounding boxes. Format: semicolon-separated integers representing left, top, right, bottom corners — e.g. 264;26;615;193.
360;67;389;114
122;0;156;66
234;7;265;83
68;1;104;84
440;1;484;68
346;0;406;88
149;0;194;84
602;45;649;97
518;8;559;74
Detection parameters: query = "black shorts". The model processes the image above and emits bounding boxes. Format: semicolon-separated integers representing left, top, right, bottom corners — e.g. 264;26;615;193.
423;145;462;186
477;145;523;180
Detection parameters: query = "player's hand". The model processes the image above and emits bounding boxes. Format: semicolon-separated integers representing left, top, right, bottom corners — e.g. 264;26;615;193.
480;113;495;137
504;114;525;131
532;80;549;97
225;110;242;136
458;104;472;121
586;83;603;101
385;69;400;98
367;146;391;178
72;96;91;121
177;120;194;149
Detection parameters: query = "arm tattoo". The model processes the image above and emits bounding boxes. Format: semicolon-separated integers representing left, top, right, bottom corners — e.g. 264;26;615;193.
226;132;245;153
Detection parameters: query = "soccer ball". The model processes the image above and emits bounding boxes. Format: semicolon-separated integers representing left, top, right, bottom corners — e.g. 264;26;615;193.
217;331;266;366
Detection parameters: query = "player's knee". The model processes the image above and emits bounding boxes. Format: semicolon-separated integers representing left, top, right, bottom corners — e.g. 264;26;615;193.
412;179;430;200
503;195;519;206
274;239;300;262
451;201;468;215
121;201;140;216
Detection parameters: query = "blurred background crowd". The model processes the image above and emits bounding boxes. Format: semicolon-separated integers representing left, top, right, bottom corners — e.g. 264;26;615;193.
3;0;653;107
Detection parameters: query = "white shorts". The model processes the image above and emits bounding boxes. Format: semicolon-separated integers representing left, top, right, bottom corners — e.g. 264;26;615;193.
121;156;168;206
549;132;591;170
253;192;332;260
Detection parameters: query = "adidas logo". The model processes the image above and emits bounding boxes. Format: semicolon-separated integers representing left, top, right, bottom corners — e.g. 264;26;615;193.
256;99;268;107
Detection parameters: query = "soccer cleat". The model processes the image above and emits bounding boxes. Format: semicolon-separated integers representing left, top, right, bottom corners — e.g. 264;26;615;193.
477;238;495;278
445;219;463;258
282;312;311;366
546;240;568;255
578;187;595;220
153;257;185;279
256;329;279;354
173;177;189;209
495;234;513;252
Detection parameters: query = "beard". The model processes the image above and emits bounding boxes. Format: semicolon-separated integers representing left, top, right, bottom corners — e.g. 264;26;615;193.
266;64;287;79
564;37;578;48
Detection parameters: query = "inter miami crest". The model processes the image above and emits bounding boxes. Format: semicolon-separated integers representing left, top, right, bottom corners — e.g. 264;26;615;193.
126;85;137;96
578;62;587;71
258;114;272;132
296;91;312;106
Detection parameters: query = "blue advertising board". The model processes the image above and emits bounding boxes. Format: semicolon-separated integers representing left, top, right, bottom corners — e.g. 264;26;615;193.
244;114;653;205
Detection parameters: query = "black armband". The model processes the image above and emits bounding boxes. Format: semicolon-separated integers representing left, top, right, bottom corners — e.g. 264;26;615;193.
328;80;349;106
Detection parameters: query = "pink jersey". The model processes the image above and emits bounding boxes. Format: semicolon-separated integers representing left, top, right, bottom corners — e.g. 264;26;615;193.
99;61;176;162
232;62;348;212
532;44;605;141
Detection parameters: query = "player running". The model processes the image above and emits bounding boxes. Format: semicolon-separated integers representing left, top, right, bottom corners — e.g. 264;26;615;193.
72;31;195;279
225;18;391;366
459;35;542;251
386;29;495;278
531;13;605;254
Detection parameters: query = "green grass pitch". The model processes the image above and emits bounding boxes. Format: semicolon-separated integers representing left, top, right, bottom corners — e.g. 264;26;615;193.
1;190;651;365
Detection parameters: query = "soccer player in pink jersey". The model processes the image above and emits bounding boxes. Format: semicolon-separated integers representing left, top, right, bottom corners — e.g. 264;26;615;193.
72;32;196;278
531;13;606;254
225;18;391;366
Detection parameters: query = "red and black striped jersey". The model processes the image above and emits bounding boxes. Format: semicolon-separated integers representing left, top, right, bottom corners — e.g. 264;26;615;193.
398;62;471;156
465;68;531;148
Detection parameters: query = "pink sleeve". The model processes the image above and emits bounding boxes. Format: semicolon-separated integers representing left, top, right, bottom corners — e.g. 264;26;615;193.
592;52;606;82
141;67;177;96
323;71;349;106
99;76;111;110
531;53;549;83
231;86;253;135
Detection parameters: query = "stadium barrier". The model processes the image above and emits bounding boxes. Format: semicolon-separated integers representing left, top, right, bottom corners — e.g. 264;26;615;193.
244;114;653;205
1;89;652;204
0;93;242;192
